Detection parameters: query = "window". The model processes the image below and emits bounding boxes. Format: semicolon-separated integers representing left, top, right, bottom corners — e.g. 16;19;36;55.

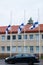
7;46;10;51
1;46;5;51
18;46;22;52
36;46;39;53
23;46;28;52
12;46;16;52
35;34;39;40
29;34;33;39
7;35;10;40
42;34;43;39
18;35;22;39
2;35;5;41
42;46;43;52
23;35;27;39
30;46;34;53
12;35;16;40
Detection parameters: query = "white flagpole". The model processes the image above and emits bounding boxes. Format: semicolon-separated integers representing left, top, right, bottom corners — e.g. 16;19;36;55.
38;8;41;58
10;11;12;57
24;10;26;53
24;10;25;47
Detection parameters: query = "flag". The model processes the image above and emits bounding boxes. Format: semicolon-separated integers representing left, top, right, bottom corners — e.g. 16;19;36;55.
29;21;39;30
6;25;11;34
18;23;24;34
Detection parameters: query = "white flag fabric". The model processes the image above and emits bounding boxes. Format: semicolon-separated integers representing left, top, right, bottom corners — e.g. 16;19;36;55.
18;23;24;34
6;25;11;34
29;22;39;30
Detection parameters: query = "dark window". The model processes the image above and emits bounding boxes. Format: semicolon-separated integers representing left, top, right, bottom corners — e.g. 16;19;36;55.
12;35;16;40
7;46;10;51
7;35;10;40
42;34;43;39
30;46;34;53
1;46;5;51
18;35;22;39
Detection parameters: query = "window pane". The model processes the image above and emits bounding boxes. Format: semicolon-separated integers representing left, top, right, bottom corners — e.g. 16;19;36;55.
36;46;39;53
12;35;16;40
42;34;43;39
1;46;5;51
18;35;22;39
35;34;39;40
7;35;10;40
23;35;27;39
18;46;22;52
23;46;28;52
42;46;43;52
12;46;16;52
29;34;33;39
30;46;34;53
7;46;10;51
2;35;5;41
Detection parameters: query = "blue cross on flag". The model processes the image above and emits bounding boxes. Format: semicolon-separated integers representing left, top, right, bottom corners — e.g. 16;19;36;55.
29;21;39;30
6;25;11;34
18;23;24;34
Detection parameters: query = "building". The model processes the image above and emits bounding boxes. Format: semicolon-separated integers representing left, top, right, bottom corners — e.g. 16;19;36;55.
0;24;43;58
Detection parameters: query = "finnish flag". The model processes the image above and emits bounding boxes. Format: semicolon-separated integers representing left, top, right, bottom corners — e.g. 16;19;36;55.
18;23;24;34
29;22;39;30
6;25;11;34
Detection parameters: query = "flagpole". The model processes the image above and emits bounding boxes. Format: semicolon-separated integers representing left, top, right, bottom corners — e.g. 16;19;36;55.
10;11;12;57
38;8;41;59
24;10;26;53
24;10;25;47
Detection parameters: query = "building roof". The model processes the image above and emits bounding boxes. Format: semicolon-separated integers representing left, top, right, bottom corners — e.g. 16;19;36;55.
0;24;43;34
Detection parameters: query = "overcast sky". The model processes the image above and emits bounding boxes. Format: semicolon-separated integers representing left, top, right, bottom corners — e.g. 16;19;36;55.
0;0;43;26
